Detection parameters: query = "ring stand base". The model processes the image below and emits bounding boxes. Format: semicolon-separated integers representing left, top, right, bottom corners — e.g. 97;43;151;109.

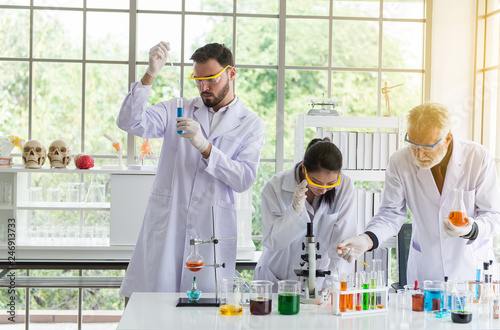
176;297;220;307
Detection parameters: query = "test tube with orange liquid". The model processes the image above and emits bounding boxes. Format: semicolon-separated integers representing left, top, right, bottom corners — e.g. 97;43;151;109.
340;273;347;312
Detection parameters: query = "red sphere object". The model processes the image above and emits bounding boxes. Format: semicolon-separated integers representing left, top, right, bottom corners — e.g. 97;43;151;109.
75;154;94;169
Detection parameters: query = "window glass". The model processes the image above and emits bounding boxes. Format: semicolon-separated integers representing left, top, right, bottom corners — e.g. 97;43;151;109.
237;0;278;14
332;20;379;68
87;12;129;61
287;0;329;16
85;64;129;155
236;17;278;66
382;22;424;69
380;72;423;117
236;68;277;160
383;0;425;19
0;0;29;4
0;9;29;58
34;0;82;7
286;19;329;67
87;0;129;9
0;61;29;139
332;71;378;116
333;0;379;18
186;0;233;13
33;10;83;59
477;18;485;70
32;62;82;149
487;0;500;13
137;14;182;64
284;69;329;159
184;15;233;63
137;0;180;11
485;14;500;68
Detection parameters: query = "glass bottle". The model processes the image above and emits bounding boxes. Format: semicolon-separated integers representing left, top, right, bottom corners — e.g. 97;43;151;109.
448;189;469;227
185;241;204;272
187;277;202;302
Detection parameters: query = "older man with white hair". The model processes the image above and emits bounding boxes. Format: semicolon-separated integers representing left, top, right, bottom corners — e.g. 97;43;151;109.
338;101;500;286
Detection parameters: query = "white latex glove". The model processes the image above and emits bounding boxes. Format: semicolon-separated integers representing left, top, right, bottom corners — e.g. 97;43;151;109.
443;217;474;238
321;285;333;301
176;117;209;153
336;234;373;263
292;180;308;215
146;41;171;78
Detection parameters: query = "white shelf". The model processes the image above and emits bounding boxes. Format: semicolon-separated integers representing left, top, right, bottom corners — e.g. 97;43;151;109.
17;202;110;211
0;167;156;175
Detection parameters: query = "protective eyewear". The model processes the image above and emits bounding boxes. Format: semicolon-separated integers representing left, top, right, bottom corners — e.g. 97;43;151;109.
190;65;231;86
404;133;443;152
304;168;341;189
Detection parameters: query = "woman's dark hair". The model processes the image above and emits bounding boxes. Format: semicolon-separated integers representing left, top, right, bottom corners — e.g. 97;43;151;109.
303;137;342;207
190;43;235;67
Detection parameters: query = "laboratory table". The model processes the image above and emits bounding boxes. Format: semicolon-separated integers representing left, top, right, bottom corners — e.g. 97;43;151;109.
117;292;500;330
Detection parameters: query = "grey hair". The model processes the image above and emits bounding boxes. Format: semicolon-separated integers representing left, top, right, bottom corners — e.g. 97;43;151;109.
406;101;452;137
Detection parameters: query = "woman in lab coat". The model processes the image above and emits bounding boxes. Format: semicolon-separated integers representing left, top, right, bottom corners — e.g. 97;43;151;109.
254;138;356;292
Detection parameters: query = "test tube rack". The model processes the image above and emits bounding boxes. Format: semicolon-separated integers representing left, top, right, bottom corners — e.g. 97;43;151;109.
332;286;389;316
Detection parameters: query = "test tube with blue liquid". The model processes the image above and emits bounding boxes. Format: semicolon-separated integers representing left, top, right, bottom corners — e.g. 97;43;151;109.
177;98;183;134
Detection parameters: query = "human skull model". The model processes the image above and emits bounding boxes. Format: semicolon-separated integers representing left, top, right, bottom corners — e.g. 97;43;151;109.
22;139;46;169
48;139;71;168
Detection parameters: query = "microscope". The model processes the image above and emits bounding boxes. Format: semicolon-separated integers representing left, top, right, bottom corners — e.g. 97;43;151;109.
294;221;331;304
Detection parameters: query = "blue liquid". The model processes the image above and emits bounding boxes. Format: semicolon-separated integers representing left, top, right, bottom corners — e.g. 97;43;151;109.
177;107;183;134
424;290;444;311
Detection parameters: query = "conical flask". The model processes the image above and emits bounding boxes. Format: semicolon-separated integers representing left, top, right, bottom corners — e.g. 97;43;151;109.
448;189;469;227
185;241;204;272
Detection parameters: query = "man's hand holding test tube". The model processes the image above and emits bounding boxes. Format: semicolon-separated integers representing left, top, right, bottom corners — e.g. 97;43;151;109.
336;234;374;263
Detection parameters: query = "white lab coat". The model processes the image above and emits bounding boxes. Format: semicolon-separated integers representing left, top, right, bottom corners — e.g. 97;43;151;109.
366;139;500;286
117;81;265;296
254;165;356;291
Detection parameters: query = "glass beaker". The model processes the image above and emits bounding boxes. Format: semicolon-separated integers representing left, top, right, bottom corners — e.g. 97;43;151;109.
452;289;472;323
249;280;273;315
85;183;105;203
219;278;244;315
47;187;61;203
424;280;445;311
67;182;83;203
29;187;43;202
278;280;301;315
447;188;469;226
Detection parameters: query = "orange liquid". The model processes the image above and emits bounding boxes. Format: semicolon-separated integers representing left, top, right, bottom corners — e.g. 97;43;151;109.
220;304;243;315
448;211;469;227
340;294;347;312
348;294;353;310
355;305;362;311
186;261;204;272
340;281;347;291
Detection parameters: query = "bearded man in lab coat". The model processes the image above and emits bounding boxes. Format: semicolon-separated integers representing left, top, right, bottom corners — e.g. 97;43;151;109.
338;102;500;286
116;42;265;298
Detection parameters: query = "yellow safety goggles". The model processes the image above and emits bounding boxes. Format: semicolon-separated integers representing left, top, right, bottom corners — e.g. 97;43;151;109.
304;168;341;189
190;65;231;86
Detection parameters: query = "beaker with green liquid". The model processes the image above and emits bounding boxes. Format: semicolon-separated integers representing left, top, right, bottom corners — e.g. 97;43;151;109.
278;280;301;315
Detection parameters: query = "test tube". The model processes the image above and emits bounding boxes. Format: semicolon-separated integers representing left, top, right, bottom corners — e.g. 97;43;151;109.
340;273;347;312
355;272;362;311
362;272;370;310
348;273;354;310
177;98;183;134
370;271;377;309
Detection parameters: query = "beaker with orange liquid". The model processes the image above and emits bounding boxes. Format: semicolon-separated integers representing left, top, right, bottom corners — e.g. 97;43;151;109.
447;189;469;227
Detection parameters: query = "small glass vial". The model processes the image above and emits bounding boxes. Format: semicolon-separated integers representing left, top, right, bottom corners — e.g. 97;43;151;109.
187;277;202;302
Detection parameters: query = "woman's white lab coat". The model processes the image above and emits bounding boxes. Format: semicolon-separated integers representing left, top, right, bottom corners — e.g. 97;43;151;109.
366;139;500;285
254;165;356;290
117;81;265;296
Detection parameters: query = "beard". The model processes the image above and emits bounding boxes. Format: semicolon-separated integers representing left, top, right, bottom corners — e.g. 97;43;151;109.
200;79;230;108
413;142;448;169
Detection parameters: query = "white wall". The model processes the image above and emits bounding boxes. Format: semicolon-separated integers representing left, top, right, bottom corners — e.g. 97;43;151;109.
430;0;476;140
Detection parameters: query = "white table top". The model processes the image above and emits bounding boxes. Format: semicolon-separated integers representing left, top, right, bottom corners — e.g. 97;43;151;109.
117;292;500;330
